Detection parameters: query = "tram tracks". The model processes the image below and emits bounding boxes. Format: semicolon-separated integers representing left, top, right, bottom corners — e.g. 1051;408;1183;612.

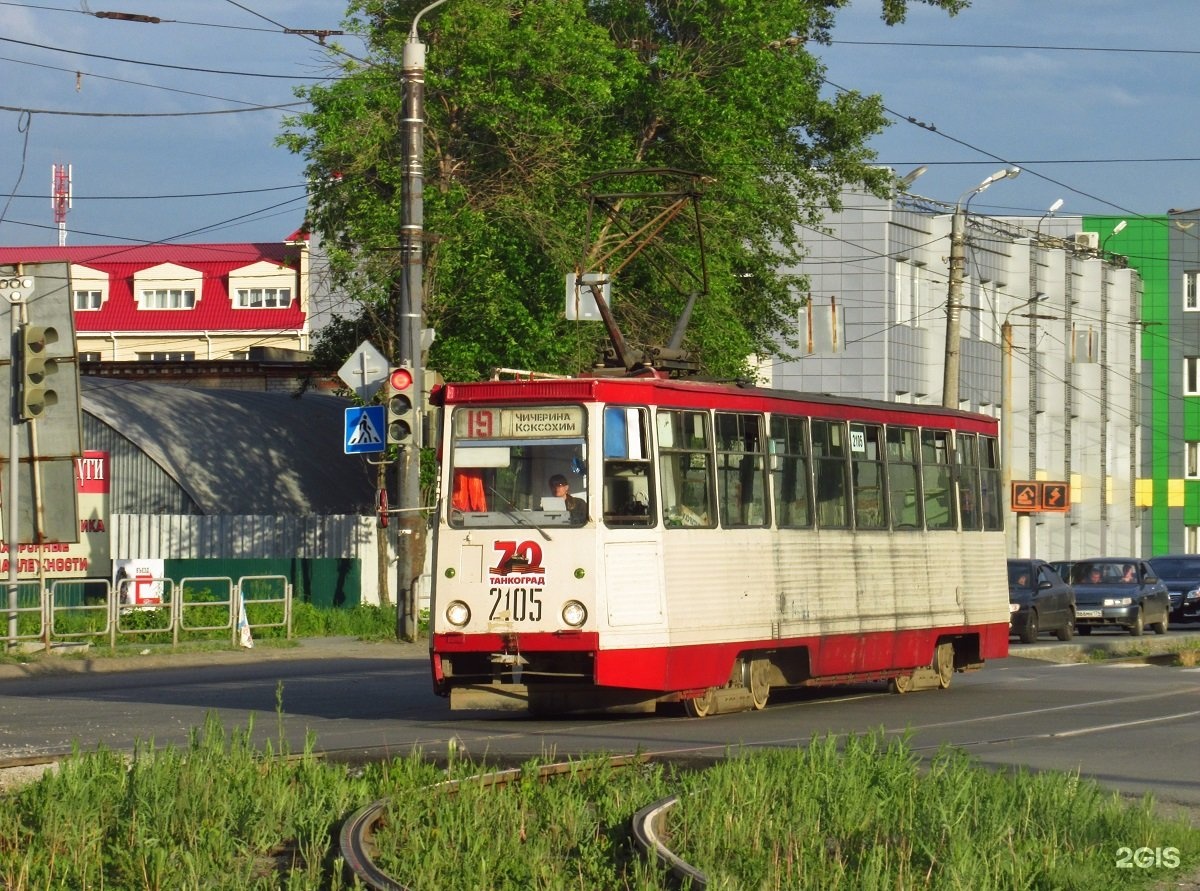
338;752;711;891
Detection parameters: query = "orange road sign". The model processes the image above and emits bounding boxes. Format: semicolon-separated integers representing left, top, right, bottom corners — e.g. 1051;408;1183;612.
1010;480;1070;513
1040;482;1070;512
1011;481;1038;511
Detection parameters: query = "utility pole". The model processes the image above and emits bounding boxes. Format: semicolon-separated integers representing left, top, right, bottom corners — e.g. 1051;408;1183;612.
395;1;448;642
942;167;1021;409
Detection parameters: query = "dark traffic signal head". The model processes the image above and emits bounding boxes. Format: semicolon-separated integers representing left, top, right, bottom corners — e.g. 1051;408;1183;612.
19;323;59;420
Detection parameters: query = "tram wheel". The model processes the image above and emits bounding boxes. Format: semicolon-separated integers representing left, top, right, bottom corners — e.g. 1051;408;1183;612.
889;673;914;694
684;688;716;718
934;642;954;689
747;658;770;710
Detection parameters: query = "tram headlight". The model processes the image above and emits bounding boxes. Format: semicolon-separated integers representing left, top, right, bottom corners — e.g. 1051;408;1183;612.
561;600;587;628
446;600;471;627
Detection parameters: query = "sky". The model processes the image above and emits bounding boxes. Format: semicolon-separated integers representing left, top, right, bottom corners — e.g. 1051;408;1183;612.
0;0;356;247
819;0;1200;220
0;0;1194;249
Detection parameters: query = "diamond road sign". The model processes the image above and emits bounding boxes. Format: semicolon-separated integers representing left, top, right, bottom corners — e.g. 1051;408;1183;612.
338;340;389;402
344;405;386;454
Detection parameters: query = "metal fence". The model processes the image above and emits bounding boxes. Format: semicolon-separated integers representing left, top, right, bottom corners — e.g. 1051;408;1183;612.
4;574;292;652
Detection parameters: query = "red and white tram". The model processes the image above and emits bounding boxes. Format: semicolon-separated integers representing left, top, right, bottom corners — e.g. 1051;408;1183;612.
429;375;1009;716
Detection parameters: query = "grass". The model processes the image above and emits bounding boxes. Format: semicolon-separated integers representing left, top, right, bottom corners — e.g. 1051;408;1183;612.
0;716;1197;889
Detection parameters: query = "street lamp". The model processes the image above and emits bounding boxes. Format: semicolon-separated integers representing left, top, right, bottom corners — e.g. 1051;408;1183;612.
942;166;1021;408
896;165;928;193
1102;219;1127;260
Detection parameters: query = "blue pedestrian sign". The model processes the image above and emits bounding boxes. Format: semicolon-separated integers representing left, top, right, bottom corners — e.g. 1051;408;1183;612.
344;406;386;454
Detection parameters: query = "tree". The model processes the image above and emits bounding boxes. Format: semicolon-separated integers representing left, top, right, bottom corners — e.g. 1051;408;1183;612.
284;0;970;381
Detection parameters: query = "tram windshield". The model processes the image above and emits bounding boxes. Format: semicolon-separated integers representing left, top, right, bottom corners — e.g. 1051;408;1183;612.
448;404;588;528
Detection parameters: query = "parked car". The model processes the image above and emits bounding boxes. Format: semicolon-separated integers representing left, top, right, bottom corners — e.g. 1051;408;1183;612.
1007;559;1075;643
1066;558;1170;636
1147;554;1200;622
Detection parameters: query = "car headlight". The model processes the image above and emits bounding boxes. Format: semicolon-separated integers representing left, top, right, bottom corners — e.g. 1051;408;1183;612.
561;600;587;627
1187;588;1200;601
1103;597;1132;607
445;600;471;627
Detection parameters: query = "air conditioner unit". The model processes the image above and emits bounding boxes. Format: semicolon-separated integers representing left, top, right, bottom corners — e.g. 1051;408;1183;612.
1073;231;1099;250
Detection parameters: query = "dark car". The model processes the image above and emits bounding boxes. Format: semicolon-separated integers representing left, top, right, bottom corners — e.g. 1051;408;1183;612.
1007;559;1075;643
1147;555;1200;622
1067;559;1170;636
1049;561;1074;588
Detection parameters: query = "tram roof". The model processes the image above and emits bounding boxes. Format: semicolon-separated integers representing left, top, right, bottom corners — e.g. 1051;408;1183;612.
441;376;997;432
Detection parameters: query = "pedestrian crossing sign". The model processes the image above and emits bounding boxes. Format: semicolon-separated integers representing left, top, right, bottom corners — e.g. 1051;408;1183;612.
344;406;386;454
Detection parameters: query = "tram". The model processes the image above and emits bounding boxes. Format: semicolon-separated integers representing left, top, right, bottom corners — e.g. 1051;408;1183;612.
428;374;1010;716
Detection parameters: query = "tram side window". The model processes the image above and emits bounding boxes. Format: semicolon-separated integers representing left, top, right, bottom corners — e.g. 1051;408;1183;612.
886;426;922;530
979;434;1004;531
956;432;982;531
811;419;849;528
657;409;715;528
769;415;813;528
849;423;887;530
921;429;958;530
603;406;655;527
716;412;768;527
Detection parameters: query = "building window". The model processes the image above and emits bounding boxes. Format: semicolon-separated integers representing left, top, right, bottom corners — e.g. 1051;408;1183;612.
73;289;102;310
235;287;291;308
79;352;102;363
139;289;196;309
1186;273;1200;311
1188;442;1200;479
137;352;195;362
1188;525;1200;553
1187;358;1200;396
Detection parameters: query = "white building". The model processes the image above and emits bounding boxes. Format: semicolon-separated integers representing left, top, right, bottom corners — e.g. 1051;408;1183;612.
767;187;1142;559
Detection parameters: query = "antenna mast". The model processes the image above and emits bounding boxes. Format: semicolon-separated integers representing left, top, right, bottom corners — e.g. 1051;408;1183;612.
52;163;72;247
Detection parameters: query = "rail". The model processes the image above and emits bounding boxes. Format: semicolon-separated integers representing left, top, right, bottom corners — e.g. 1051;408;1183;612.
339;754;693;891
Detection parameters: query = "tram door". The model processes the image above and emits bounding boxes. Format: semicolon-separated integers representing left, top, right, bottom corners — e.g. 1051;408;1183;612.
601;406;666;628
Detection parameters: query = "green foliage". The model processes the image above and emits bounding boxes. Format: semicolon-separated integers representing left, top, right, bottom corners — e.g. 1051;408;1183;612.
283;0;967;381
5;728;1193;889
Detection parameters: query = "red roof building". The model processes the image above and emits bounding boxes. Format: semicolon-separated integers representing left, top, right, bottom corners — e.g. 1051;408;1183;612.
0;232;311;363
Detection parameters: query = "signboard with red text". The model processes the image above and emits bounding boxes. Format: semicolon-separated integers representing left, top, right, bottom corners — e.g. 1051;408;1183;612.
0;449;110;579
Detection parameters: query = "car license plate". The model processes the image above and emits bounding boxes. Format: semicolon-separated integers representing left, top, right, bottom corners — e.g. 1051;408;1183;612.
1076;609;1102;618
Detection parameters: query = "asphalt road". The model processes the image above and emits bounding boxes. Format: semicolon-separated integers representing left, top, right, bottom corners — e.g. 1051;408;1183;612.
1;631;1199;811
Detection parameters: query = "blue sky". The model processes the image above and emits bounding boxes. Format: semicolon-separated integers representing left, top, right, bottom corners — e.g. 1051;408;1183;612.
820;0;1200;219
0;1;1192;249
0;1;352;247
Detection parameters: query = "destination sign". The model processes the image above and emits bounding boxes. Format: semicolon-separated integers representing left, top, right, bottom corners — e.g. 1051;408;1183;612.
454;406;585;439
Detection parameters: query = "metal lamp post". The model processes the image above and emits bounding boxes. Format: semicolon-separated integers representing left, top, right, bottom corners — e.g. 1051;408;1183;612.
395;0;449;641
942;166;1021;409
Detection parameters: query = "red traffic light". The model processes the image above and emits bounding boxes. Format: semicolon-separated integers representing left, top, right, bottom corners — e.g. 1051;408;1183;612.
389;366;413;391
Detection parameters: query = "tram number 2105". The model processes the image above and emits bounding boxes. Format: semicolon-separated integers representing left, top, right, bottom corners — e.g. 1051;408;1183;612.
489;587;544;622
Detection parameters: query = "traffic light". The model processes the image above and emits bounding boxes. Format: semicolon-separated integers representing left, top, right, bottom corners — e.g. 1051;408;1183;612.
386;364;416;446
19;323;59;420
